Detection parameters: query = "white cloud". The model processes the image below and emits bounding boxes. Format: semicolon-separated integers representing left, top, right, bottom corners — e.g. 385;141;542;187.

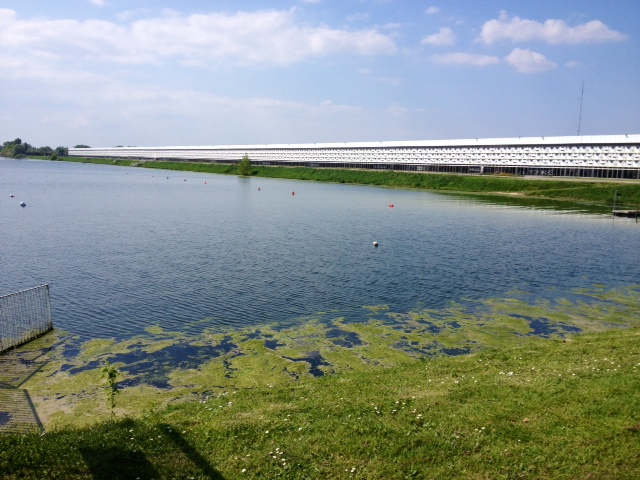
421;27;455;46
388;103;409;116
426;7;440;15
504;48;557;73
430;52;500;67
0;8;397;67
89;0;107;6
478;11;628;45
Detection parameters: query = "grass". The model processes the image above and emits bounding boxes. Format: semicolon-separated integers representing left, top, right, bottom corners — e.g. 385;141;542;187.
52;156;640;207
2;286;640;479
1;328;639;479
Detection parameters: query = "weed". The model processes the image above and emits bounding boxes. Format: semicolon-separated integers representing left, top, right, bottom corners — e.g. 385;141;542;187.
101;362;119;418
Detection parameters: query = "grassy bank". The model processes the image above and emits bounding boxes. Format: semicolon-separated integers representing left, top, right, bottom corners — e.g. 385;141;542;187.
2;327;639;479
56;156;640;207
2;286;640;479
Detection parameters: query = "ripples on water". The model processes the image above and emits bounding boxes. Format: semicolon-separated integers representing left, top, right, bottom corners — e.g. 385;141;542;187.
1;159;638;341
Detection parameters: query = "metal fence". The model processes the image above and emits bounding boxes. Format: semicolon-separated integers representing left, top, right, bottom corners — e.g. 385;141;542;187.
0;285;53;353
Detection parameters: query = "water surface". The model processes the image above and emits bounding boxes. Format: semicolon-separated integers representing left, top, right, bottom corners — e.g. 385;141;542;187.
1;158;638;341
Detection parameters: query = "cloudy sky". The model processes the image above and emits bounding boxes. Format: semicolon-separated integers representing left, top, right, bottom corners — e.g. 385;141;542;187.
1;0;638;148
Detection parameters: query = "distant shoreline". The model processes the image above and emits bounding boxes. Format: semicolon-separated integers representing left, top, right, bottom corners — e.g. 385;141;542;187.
39;155;640;208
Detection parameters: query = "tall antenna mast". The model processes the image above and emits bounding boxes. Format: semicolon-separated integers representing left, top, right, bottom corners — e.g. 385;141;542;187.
577;81;584;136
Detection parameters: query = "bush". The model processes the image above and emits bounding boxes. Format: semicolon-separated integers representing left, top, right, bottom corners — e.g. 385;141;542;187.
238;155;251;176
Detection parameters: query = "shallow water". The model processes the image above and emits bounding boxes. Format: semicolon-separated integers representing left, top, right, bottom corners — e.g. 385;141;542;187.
1;158;638;341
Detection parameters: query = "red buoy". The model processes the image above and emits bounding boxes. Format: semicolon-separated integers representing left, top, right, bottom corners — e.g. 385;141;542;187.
389;204;394;208
292;191;295;196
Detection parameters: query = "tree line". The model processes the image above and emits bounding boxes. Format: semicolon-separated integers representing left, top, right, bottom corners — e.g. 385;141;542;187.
1;138;70;159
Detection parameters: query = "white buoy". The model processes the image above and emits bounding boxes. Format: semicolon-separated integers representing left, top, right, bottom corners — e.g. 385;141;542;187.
19;201;26;207
10;194;15;198
373;241;378;247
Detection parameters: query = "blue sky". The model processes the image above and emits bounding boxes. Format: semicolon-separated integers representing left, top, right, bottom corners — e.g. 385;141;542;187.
1;0;638;148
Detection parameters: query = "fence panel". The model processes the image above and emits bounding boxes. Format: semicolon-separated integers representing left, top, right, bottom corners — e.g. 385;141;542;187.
0;285;53;353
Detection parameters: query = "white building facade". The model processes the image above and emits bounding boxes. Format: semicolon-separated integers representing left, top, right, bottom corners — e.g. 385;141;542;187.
69;134;640;179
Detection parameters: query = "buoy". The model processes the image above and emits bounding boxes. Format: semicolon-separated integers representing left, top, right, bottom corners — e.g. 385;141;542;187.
373;241;378;247
258;187;260;191
19;201;26;207
389;204;394;208
292;191;295;196
10;194;15;198
204;181;207;184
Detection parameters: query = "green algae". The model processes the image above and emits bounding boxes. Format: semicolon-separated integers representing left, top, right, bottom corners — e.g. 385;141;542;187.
145;325;166;335
142;340;176;354
12;284;640;428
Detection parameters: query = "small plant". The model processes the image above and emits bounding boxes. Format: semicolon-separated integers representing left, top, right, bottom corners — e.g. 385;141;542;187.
238;154;251;176
101;361;120;418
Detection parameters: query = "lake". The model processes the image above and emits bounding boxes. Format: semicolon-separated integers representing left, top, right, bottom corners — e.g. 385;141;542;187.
1;158;638;342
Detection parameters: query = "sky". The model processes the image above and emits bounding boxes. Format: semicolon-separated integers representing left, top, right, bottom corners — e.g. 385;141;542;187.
1;0;639;148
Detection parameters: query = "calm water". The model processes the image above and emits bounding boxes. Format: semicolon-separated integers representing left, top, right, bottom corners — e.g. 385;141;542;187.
1;158;638;341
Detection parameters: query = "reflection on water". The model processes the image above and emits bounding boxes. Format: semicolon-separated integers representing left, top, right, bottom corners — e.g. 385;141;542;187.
451;191;612;215
1;159;638;343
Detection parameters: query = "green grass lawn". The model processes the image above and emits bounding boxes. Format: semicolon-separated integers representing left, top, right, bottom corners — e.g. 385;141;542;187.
1;327;639;479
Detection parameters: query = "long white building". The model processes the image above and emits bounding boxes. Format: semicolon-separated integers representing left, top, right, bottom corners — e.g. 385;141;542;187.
69;134;640;179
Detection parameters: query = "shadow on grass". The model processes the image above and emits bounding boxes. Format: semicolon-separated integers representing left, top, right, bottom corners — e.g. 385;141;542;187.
77;419;225;480
79;446;160;480
160;423;226;479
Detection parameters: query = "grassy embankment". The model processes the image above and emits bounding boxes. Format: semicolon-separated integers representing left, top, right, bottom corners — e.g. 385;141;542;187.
57;156;640;208
1;328;639;479
2;285;640;479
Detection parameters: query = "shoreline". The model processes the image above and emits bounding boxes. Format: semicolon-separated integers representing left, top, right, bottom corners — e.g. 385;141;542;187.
37;156;640;208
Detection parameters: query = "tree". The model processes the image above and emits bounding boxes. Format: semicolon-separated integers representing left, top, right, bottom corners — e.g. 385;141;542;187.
55;146;68;157
74;144;90;148
1;138;59;158
238;154;252;176
1;143;17;158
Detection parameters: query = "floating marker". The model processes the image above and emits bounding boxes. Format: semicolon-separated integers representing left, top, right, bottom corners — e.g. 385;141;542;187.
19;201;26;207
389;204;394;208
373;241;379;247
10;194;15;198
292;191;295;196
